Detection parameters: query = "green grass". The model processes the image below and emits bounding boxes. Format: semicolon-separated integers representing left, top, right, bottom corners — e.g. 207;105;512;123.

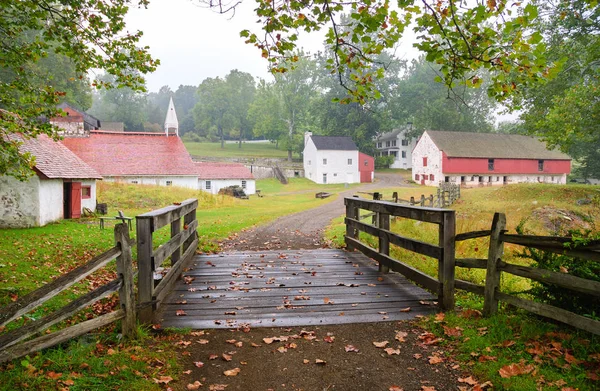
183;141;298;159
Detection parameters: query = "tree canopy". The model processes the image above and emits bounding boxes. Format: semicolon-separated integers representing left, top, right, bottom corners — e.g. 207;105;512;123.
1;1;157;180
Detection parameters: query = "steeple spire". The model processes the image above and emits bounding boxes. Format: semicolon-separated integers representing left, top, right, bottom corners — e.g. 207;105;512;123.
164;97;179;136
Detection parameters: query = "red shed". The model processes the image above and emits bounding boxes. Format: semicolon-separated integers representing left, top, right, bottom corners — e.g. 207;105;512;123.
359;152;374;183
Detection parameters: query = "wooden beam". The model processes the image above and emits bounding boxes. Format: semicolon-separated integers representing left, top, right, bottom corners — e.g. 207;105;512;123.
345;237;440;293
0;247;120;328
170;217;181;266
497;292;600;336
498;261;600;297
136;199;198;231
152;220;198;268
439;211;456;310
346;218;442;259
136;217;154;323
0;279;121;349
378;213;390;274
455;230;492;242
345;200;359;251
114;223;136;338
0;310;125;364
483;213;506;316
154;238;199;306
456;258;488;269
501;234;600;262
455;279;485;296
344;197;449;224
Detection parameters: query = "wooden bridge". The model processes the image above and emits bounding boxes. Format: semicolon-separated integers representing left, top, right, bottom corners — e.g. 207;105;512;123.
156;249;435;329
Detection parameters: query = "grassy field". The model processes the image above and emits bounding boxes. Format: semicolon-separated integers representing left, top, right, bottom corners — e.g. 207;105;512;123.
183;141;297;159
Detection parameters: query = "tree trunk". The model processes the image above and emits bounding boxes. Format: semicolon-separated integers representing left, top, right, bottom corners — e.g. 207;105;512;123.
219;124;224;149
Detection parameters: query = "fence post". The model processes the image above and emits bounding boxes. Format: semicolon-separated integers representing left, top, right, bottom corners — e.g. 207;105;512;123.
392;192;398;203
438;210;456;310
114;224;136;337
170;217;181;266
483;212;506;316
136;217;154;323
420;194;425;206
378;213;390;274
429;194;433;207
345;199;359;251
183;209;197;252
410;196;415;205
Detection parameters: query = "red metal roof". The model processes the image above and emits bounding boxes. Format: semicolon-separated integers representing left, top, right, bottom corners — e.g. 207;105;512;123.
15;134;101;179
61;132;197;176
195;162;253;180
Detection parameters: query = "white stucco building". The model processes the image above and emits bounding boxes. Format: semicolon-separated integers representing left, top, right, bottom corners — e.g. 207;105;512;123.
412;131;572;186
0;135;101;228
375;127;417;169
303;133;374;184
196;162;256;195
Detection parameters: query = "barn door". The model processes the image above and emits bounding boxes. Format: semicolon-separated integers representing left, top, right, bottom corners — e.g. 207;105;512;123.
70;182;82;218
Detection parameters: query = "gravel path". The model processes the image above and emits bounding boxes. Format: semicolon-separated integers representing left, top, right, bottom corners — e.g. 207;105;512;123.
221;173;414;251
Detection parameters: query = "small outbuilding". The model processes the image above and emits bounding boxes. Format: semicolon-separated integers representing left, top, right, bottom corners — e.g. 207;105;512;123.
0;134;102;228
196;162;255;195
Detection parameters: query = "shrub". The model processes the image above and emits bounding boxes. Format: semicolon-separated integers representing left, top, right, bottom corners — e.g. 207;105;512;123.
375;155;394;169
515;220;600;319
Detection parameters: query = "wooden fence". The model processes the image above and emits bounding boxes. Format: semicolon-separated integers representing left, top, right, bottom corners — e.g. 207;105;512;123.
455;212;600;335
344;197;456;310
0;223;136;364
136;199;199;323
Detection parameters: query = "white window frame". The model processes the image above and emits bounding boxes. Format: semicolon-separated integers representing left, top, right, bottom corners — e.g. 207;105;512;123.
323;158;327;165
206;181;211;190
347;158;352;165
166;180;172;186
241;180;247;189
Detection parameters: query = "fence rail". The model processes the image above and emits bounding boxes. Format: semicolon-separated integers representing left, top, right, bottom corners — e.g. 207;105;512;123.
455;212;600;336
344;197;456;310
136;198;199;323
0;224;135;364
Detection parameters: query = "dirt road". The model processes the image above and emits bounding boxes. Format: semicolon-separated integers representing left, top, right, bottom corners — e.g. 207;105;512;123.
221;173;413;251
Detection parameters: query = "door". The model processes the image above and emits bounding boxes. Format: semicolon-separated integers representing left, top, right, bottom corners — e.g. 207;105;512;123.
64;182;82;219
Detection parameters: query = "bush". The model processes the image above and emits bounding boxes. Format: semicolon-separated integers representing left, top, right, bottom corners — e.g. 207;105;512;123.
516;221;600;319
375;155;394;169
182;132;203;143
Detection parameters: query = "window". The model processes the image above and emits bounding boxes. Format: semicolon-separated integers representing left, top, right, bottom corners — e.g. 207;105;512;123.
323;173;327;184
430;174;435;181
333;173;337;177
348;158;352;165
364;160;368;166
323;158;327;165
538;160;544;171
488;176;492;182
206;181;211;190
402;151;407;158
386;141;391;147
479;176;484;183
308;160;311;165
390;151;397;157
444;176;450;183
423;157;428;167
488;159;494;171
130;180;138;184
377;142;382;148
166;180;172;186
82;186;91;199
415;174;420;180
391;140;397;146
241;180;247;189
401;139;409;146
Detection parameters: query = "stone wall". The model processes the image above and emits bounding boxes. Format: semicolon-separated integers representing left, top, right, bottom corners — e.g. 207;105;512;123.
0;175;40;228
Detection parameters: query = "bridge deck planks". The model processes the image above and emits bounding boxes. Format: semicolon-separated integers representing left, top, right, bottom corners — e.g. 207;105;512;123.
157;249;436;329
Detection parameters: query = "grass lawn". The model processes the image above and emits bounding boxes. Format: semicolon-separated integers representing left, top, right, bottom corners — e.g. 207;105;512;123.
183;141;299;159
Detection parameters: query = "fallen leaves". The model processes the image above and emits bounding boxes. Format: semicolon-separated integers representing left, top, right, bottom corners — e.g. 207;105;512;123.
176;309;187;316
223;368;240;377
187;381;202;390
153;375;174;384
498;362;535;378
345;345;360;353
384;347;401;355
373;341;389;348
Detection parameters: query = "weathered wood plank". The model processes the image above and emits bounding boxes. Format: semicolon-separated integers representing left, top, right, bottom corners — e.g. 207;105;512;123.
484;213;506;316
496;292;600;336
345;197;449;224
455;279;485;296
136;199;198;231
345;237;440;293
455;258;487;269
170;217;182;266
114;223;136;338
455;230;491;242
136;217;154;323
345;218;442;259
0;310;125;364
501;234;600;262
183;209;197;253
0;247;120;328
0;278;122;349
439;210;456;310
153;219;198;268
154;238;199;305
498;261;600;297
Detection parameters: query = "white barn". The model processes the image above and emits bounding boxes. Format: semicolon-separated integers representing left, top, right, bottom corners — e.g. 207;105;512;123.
0;135;101;228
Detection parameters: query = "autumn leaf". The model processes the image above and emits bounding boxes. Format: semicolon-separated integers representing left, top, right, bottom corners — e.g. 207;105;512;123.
345;345;359;352
209;354;219;360
194;361;204;368
428;355;444;364
222;353;232;362
443;326;463;337
399;307;411;312
47;372;62;379
223;368;240;376
323;297;334;304
459;308;483;319
458;376;478;385
209;385;228;391
277;346;288;353
315;359;326;365
197;339;209;345
187;381;202;390
176;309;187;316
324;336;335;343
395;331;408;342
435;312;445;322
303;359;310;364
384;347;401;355
389;386;403;391
421;386;436;391
478;355;497;363
153;375;174;384
498;363;534;378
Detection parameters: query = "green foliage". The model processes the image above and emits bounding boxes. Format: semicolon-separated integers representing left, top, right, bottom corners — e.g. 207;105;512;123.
0;1;157;179
515;222;600;319
375;155;394;169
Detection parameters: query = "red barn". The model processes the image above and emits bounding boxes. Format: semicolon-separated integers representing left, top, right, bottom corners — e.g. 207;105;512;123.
359;152;374;183
412;131;571;186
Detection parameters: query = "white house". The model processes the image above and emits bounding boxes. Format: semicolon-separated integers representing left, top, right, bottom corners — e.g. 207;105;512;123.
0;134;101;228
375;127;416;169
412;131;572;186
196;162;256;195
303;133;364;184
